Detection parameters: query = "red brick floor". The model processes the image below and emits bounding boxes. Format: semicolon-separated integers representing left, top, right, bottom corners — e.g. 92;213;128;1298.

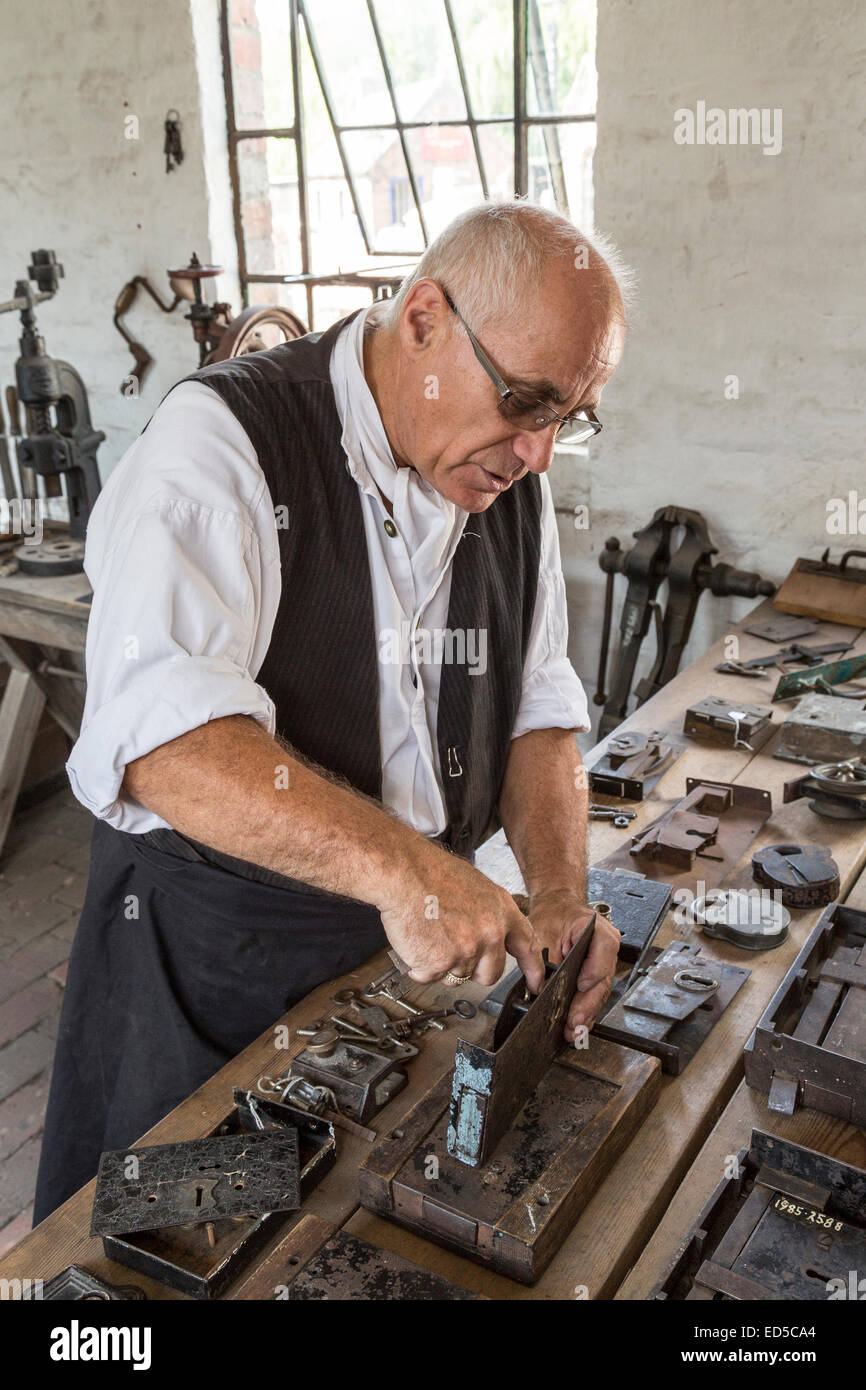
0;787;90;1257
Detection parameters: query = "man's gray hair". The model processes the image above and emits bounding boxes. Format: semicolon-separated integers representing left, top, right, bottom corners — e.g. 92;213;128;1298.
383;198;635;334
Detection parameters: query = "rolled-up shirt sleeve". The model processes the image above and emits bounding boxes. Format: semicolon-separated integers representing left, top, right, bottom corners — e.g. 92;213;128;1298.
510;474;591;739
66;384;280;831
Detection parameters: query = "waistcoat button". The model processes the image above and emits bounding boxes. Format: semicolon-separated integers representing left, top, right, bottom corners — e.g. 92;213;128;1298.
383;519;398;538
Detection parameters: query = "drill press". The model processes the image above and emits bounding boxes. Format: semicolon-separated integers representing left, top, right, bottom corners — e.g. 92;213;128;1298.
0;249;104;576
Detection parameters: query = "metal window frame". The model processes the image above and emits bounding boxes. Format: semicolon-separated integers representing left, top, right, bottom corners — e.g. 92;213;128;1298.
221;0;596;314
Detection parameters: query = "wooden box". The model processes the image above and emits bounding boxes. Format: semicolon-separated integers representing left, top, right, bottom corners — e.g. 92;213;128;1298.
359;1037;660;1284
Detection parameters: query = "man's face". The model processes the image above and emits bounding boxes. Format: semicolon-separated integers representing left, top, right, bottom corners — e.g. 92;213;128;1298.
385;255;625;512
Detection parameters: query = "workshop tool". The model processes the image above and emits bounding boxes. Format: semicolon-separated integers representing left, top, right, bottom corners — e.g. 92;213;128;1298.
589;805;636;827
773;691;866;765
744;901;866;1125
23;1266;146;1301
783;758;866;819
586;729;681;801
0;251;104;574
448;932;593;1168
90;1132;300;1239
599;779;773;892
594;940;750;1075
652;1130;866;1301
683;696;775;751
113;252;307;390
715;639;853;678
593;507;775;738
751;843;840;909
774;547;866;628
743;613;819;643
359;1035;659;1284
232;1216;485;1301
686;888;790;950
773;651;866;701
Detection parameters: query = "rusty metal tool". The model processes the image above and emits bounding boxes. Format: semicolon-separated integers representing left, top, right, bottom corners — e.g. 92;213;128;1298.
447;928;594;1167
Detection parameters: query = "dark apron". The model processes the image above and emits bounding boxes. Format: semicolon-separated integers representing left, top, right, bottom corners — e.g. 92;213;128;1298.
33;818;388;1223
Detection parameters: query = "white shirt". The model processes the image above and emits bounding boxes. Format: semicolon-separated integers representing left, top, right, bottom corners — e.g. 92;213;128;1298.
67;306;590;835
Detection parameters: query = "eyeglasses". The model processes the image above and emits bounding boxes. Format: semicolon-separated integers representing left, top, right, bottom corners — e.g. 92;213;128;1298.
442;288;603;445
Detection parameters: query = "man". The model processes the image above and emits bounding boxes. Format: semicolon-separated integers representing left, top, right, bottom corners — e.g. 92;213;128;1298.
34;199;627;1221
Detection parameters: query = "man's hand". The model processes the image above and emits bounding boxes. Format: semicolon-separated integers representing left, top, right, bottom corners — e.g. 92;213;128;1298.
378;848;546;993
527;887;620;1041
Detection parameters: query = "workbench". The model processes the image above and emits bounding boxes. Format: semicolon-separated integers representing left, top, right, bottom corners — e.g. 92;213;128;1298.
0;568;89;855
3;596;866;1301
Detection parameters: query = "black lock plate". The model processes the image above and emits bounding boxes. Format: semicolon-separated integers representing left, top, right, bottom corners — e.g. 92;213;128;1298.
90;1132;300;1237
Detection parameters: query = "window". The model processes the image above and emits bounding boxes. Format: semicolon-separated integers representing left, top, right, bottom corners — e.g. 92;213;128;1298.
222;0;597;328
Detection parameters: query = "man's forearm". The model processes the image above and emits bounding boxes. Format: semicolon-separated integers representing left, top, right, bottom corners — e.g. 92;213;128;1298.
497;727;589;905
122;714;442;910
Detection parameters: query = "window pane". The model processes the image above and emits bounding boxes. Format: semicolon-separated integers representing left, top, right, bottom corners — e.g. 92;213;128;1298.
526;0;597;118
246;280;310;327
228;0;294;131
402;126;484;237
527;121;595;226
478;122;515;197
303;0;393;127
451;0;513;116
237;137;303;274
311;283;380;332
373;0;467;121
342;130;425;253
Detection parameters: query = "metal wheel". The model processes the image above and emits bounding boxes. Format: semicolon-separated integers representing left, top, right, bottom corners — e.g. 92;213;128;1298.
206;305;308;362
811;759;866;796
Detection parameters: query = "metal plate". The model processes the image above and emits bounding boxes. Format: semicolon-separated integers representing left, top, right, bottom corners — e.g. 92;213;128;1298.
587;867;673;961
595;940;750;1072
91;1132;300;1237
774;653;866;701
285;1231;480;1300
598;779;773;893
744;615;819;643
733;1196;865;1299
447;930;592;1167
652;1129;866;1299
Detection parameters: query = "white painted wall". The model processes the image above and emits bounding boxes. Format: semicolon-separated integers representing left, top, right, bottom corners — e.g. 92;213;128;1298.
556;0;866;736
2;0;862;741
0;0;237;476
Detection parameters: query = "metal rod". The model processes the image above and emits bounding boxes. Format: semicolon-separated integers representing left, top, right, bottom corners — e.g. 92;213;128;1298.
443;0;489;198
299;0;376;256
289;0;313;330
528;0;568;211
514;0;529;194
220;0;250;308
364;0;429;245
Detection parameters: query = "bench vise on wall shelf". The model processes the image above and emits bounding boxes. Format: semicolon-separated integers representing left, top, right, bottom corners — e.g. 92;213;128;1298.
594;507;776;739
